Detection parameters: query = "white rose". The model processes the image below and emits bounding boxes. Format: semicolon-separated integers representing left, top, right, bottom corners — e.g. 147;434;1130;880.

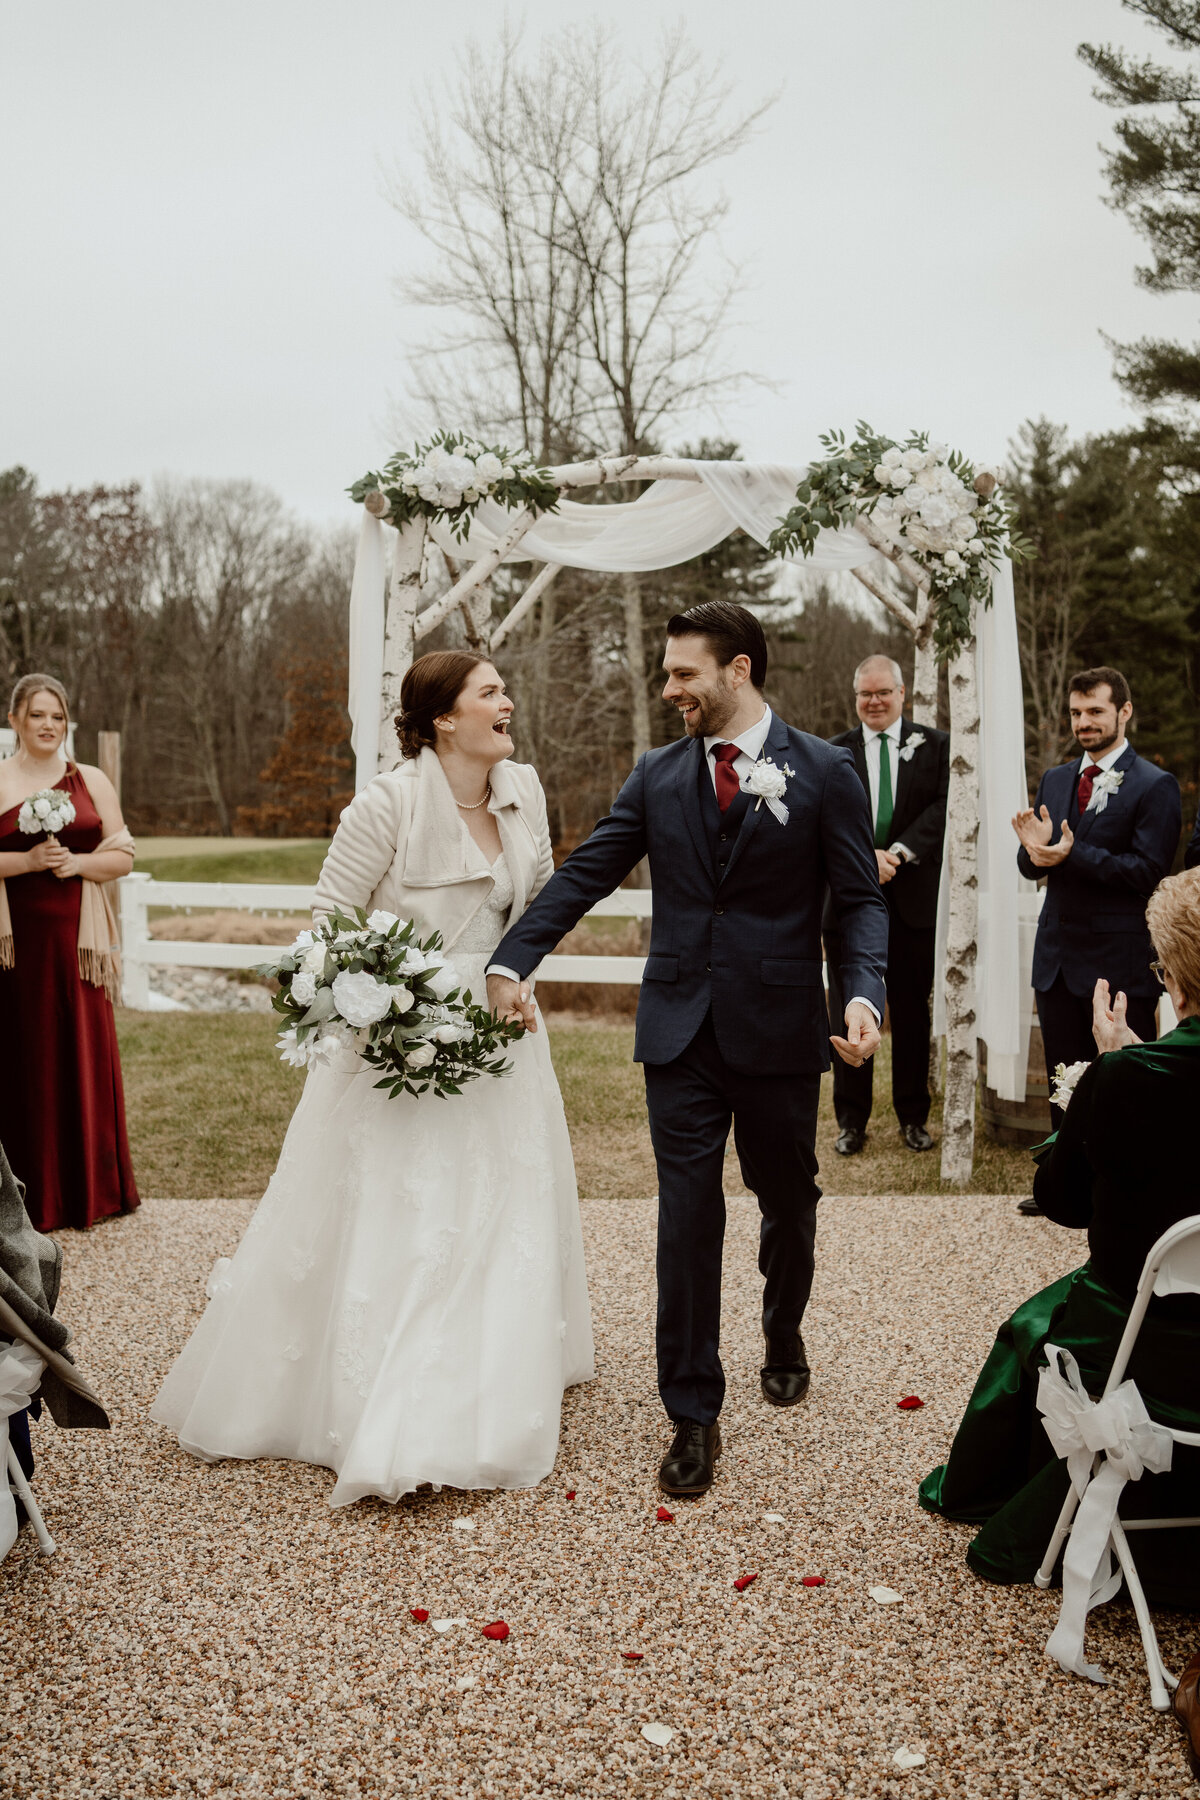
417;481;441;504
902;484;926;510
944;550;964;568
901;448;925;471
916;468;940;493
432;1022;467;1044
881;447;903;467
928;442;949;462
474;453;503;484
967;538;985;556
366;910;400;933
331;969;393;1029
500;463;516;479
389;984;415;1013
424;963;460;1001
872;464;892;485
303;943;327;976
405;1042;437;1070
890;467;910;488
290;970;318;1005
33;798;51;818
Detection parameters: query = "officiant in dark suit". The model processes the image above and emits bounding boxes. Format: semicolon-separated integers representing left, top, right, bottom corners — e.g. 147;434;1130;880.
823;655;950;1156
1012;666;1181;1216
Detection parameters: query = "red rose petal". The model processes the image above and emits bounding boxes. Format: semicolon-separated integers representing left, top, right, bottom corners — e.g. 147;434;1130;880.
481;1620;510;1641
801;1576;826;1588
733;1573;759;1592
621;1651;644;1661
565;1490;576;1500
656;1506;674;1523
897;1395;925;1410
409;1608;429;1622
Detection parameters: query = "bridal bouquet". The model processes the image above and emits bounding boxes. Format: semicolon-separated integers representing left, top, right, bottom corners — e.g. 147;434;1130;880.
18;788;75;838
259;908;524;1099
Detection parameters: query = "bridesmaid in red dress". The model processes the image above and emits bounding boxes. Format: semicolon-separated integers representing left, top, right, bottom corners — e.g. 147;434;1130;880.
0;674;139;1231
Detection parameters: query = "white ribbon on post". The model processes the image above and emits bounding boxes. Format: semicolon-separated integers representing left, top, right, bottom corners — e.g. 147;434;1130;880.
1038;1344;1174;1682
0;1341;46;1560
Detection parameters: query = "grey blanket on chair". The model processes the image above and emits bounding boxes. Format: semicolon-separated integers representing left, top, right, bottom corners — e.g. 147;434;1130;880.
0;1141;108;1430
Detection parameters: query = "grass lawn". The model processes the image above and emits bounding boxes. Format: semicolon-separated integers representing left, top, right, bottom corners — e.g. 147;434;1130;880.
116;1012;1034;1201
137;842;331;887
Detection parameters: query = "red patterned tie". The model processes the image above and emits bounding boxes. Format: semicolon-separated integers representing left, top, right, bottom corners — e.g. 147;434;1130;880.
1077;762;1098;813
713;742;741;813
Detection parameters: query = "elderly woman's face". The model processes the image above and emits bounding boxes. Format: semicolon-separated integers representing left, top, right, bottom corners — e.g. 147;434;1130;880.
10;690;67;754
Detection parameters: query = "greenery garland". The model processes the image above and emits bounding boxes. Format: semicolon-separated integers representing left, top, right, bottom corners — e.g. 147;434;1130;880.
767;425;1034;661
349;431;560;542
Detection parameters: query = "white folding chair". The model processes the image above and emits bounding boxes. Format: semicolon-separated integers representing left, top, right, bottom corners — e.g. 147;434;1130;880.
0;1341;55;1560
1034;1214;1200;1709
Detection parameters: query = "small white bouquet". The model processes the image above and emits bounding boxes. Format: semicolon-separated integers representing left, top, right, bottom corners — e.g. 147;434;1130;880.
258;907;524;1099
17;788;75;839
1049;1060;1090;1112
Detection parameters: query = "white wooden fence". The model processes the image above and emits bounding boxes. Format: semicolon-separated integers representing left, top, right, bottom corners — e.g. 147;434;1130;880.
118;872;651;1009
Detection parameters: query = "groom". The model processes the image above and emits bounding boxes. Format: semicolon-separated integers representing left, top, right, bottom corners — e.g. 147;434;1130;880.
488;602;888;1496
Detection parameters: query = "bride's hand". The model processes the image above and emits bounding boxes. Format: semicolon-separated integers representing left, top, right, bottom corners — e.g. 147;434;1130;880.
486;973;538;1033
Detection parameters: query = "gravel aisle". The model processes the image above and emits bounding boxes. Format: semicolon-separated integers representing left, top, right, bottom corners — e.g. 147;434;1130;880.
2;1193;1194;1799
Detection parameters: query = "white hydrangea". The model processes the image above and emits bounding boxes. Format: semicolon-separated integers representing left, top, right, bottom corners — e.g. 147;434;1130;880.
331;969;393;1029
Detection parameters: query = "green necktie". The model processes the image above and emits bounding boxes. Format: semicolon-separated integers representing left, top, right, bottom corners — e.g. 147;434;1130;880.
874;732;894;847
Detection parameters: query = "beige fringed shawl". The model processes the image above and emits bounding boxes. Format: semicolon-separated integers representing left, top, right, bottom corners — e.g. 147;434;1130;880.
0;827;135;1003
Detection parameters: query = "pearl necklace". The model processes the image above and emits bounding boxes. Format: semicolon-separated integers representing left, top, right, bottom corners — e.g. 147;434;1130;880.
456;791;491;811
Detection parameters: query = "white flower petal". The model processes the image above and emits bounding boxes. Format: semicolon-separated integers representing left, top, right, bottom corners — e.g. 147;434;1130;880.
763;1513;785;1524
868;1585;904;1605
641;1722;675;1747
452;1518;476;1532
893;1747;926;1770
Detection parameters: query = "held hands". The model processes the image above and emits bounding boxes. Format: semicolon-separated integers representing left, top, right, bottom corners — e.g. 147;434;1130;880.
1092;978;1142;1054
1011;805;1074;868
830;1001;881;1068
875;848;901;885
486;973;538;1034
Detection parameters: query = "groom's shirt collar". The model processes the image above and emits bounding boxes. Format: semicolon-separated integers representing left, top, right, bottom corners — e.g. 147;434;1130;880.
704;705;772;767
1080;741;1126;774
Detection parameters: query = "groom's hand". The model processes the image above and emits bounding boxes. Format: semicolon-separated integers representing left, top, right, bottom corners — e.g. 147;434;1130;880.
486;973;538;1033
830;1001;880;1068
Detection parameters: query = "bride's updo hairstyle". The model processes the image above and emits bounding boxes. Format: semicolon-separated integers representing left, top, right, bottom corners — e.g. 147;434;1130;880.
395;650;488;759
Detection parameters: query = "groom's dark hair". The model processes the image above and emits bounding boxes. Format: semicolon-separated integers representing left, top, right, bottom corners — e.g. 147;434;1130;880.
666;601;768;689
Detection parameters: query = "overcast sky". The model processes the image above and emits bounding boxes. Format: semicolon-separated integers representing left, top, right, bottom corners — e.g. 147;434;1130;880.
2;0;1193;528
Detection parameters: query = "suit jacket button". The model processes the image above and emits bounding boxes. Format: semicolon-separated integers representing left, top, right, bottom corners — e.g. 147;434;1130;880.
714;904;725;915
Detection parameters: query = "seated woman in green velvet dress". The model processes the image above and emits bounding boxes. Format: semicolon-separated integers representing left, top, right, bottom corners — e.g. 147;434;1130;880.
920;866;1200;1606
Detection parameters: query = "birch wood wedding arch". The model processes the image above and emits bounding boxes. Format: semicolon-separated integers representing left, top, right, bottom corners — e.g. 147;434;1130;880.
347;454;1034;1184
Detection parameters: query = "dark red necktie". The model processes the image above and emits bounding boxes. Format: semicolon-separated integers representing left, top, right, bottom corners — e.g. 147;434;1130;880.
1077;762;1098;813
713;742;741;813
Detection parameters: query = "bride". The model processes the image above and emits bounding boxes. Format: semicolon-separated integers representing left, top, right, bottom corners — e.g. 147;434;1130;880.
152;650;594;1504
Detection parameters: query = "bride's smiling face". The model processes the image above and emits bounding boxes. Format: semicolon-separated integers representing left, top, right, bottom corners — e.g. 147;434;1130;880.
438;663;515;763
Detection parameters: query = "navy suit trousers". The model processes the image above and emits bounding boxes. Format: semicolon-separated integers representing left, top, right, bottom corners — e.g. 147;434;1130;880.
644;1010;820;1425
1037;975;1158;1132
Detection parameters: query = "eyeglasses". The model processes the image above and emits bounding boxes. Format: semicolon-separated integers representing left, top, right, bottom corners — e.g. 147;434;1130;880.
1151;959;1167;987
855;688;896;700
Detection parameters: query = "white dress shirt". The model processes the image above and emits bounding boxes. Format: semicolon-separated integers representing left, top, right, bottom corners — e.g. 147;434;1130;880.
1079;741;1127;780
862;719;915;864
703;706;773;791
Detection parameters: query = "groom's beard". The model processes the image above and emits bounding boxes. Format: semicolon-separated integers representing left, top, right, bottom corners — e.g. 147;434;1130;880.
676;681;738;739
1073;724;1120;757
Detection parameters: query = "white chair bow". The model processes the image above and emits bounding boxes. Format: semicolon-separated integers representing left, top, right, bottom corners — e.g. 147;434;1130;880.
0;1341;48;1560
1037;1344;1173;1682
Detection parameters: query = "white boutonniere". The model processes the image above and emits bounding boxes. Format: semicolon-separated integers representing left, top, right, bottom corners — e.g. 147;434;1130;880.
1049;1060;1089;1112
741;756;793;824
897;732;926;763
1086;768;1124;814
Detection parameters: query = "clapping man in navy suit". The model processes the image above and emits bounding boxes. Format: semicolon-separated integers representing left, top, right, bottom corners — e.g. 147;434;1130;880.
824;656;950;1157
487;602;889;1498
1012;665;1181;1216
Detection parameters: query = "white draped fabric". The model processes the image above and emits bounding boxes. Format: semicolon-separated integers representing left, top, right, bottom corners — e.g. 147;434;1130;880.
346;460;1034;1099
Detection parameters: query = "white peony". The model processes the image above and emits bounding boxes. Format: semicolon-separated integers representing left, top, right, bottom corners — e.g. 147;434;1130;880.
310;1022;356;1063
439;454;477;492
394;947;427;975
474;453;503;484
405;1042;437;1070
881;447;903;467
389;984;415;1013
290;970;318;1006
901;448;926;472
919;493;957;530
289;928;315;953
366;910;400;933
425;446;450;472
424;963;460;1001
331;969;393;1029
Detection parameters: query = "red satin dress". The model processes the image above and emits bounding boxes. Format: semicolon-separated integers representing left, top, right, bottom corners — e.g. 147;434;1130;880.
0;768;139;1230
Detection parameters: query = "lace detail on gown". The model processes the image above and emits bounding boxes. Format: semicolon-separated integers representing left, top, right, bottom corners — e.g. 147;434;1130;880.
151;845;594;1505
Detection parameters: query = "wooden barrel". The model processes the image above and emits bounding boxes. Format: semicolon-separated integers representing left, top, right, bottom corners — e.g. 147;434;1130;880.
980;1017;1052;1145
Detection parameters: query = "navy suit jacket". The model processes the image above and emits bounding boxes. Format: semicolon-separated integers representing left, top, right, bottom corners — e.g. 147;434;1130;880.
1185;798;1200;871
493;711;889;1076
1018;744;1181;1000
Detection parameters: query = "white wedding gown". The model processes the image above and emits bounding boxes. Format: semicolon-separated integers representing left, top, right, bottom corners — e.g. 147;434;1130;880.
152;853;594;1504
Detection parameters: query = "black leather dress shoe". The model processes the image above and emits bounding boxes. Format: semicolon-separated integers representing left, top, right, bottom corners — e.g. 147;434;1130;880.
658;1419;721;1496
834;1126;865;1156
1016;1195;1044;1217
761;1330;811;1407
902;1123;934;1152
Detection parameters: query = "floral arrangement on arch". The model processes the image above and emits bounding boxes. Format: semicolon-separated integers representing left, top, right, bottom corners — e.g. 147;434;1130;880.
349;432;560;542
768;425;1033;660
